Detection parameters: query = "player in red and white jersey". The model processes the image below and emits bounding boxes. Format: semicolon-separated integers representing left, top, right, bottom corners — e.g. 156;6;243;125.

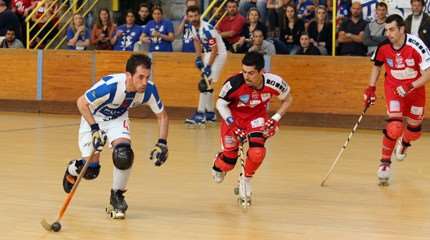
364;14;430;185
212;51;293;202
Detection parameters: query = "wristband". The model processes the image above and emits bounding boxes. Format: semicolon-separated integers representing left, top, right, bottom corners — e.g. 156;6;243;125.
158;139;167;145
271;113;282;122
90;123;100;131
226;116;234;125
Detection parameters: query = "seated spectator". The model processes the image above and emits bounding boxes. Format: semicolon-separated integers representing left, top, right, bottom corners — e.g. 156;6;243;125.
405;0;430;48
337;1;367;56
0;0;20;39
112;10;142;51
30;0;60;48
297;32;320;55
91;8;116;50
248;29;276;55
176;0;198;52
217;0;246;51
140;6;174;52
363;2;387;55
266;0;284;34
135;3;152;29
66;13;90;50
307;5;332;55
232;7;267;53
274;3;304;54
239;0;267;24
0;28;23;48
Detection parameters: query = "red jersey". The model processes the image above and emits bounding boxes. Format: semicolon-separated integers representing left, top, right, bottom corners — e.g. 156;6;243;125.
371;34;430;88
11;0;35;16
219;73;290;123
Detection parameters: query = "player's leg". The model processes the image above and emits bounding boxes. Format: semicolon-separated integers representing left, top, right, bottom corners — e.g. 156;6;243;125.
203;53;227;123
395;88;425;161
63;118;102;193
212;121;239;183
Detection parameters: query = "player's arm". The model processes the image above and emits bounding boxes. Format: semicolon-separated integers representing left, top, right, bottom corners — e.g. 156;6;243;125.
411;67;430;88
207;38;218;66
274;93;293;119
77;95;97;126
155;109;169;141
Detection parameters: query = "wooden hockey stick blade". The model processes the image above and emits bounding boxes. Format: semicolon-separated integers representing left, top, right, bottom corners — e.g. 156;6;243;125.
40;218;52;231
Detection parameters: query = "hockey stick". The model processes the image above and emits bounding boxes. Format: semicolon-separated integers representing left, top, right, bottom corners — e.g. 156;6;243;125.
237;137;250;208
41;149;97;232
202;73;213;91
320;104;370;187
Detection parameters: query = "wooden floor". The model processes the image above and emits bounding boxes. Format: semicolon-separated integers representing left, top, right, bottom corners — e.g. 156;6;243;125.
1;112;430;239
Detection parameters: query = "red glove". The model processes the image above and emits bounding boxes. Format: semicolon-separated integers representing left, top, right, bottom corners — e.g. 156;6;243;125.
395;83;413;97
264;118;280;137
226;117;247;142
363;86;376;106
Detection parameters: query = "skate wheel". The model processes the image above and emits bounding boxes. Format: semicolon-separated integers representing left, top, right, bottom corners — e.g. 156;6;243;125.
234;187;239;195
378;178;390;187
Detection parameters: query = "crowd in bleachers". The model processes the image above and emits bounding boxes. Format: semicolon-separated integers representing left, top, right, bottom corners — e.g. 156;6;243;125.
1;0;430;56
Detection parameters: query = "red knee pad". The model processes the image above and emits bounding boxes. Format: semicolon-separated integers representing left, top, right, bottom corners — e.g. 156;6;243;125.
384;119;403;140
247;147;266;164
214;151;237;172
404;124;422;142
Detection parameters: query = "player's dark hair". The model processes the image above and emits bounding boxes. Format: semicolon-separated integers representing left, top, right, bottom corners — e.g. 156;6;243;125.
242;51;265;71
227;0;238;6
386;14;405;27
376;1;388;9
126;54;152;75
186;5;200;15
411;0;425;6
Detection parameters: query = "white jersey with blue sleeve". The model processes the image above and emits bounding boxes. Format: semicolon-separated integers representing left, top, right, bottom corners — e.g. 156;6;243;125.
191;21;226;54
84;73;164;122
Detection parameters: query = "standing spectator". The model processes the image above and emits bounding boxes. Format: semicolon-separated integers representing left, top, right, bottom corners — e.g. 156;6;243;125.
239;0;267;24
140;6;174;52
30;0;60;48
232;7;267;53
91;8;116;50
274;3;304;54
176;0;198;52
337;1;367;56
405;0;430;48
266;0;283;34
135;3;152;29
363;2;387;55
66;13;90;50
248;29;276;55
217;0;246;51
308;5;332;55
297;32;320;55
0;28;23;48
0;0;20;39
10;0;37;42
297;0;315;23
112;10;142;51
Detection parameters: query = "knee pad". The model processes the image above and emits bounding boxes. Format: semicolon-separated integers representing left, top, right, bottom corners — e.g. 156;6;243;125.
404;124;422;141
247;147;266;165
83;162;101;180
112;143;134;170
214;150;238;172
383;119;403;140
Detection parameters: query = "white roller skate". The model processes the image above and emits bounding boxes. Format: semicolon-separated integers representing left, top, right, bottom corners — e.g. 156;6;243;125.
377;161;392;186
234;175;252;208
185;112;206;128
106;189;128;219
211;168;225;183
394;139;411;161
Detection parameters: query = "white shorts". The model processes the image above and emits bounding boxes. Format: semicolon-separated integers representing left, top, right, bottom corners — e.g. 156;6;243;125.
203;52;227;83
78;116;131;157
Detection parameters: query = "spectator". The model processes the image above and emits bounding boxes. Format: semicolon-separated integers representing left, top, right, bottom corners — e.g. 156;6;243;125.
239;0;267;24
135;3;152;29
217;0;246;51
274;3;304;54
297;0;315;23
363;2;387;55
91;8;116;50
30;0;60;48
66;13;90;50
232;7;267;53
0;28;23;48
337;1;367;56
176;0;198;52
266;0;283;34
248;29;276;55
405;0;430;48
140;6;174;52
308;5;332;55
112;10;142;51
10;0;37;42
0;0;20;38
297;32;320;55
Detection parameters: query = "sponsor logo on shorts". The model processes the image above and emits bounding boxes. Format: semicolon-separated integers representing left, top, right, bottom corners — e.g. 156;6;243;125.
389;100;401;112
410;106;424;116
224;136;236;147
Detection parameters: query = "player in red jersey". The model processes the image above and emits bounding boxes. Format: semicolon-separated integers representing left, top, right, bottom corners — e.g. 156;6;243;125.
364;14;430;185
212;51;293;203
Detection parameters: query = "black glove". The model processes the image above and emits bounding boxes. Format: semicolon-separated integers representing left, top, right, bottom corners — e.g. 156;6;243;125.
150;139;168;166
90;123;107;152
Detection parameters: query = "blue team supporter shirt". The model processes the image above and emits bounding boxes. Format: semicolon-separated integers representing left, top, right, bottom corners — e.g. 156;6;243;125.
85;73;164;122
143;19;174;52
182;21;195;52
66;26;91;50
113;24;143;51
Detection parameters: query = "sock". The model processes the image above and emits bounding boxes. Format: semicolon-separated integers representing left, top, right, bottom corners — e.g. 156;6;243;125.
112;167;131;191
205;92;214;112
198;93;206;113
381;136;396;160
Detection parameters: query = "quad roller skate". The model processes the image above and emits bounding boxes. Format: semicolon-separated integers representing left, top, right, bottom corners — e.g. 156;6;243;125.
234;175;252;208
106;189;128;219
377;161;391;186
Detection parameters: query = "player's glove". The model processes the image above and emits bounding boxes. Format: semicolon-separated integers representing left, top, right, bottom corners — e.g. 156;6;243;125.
264;118;280;138
150;139;168;166
363;86;376;106
203;65;212;78
395;83;414;97
90;123;107;152
226;117;247;142
195;56;204;70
